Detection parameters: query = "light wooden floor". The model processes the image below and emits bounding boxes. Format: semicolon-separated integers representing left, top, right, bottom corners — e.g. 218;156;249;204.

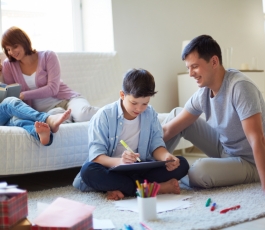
179;147;265;230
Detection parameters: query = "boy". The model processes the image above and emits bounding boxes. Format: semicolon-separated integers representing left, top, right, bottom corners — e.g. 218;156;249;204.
73;68;189;200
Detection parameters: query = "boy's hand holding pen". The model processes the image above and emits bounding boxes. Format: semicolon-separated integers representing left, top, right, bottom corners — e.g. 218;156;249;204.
120;140;141;162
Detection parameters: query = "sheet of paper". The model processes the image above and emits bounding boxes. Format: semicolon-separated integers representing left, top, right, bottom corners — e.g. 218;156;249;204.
0;187;26;194
93;218;115;229
113;194;192;213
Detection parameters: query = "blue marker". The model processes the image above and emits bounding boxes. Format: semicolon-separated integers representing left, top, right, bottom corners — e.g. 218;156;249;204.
124;224;134;230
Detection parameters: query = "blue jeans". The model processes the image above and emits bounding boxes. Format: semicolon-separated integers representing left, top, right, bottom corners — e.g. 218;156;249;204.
0;97;52;145
80;156;189;196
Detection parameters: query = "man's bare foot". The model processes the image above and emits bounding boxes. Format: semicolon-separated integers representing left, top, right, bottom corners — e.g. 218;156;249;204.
46;109;71;133
106;190;124;200
158;178;180;194
35;122;51;145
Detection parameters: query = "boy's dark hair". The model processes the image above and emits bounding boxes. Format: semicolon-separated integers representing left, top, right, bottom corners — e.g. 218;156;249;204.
122;68;157;97
1;26;36;62
182;35;222;65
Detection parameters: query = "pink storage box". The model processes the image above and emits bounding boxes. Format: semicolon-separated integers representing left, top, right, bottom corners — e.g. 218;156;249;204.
0;192;28;229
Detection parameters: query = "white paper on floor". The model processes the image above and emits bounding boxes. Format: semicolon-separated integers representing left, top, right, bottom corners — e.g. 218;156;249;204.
113;194;192;213
93;218;115;229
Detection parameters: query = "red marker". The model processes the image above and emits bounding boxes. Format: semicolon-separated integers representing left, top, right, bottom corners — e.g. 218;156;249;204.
210;202;216;211
220;205;240;214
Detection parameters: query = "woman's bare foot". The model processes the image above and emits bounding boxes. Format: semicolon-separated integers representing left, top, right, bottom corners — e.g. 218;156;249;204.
106;190;124;200
35;122;51;145
158;178;180;194
46;109;71;133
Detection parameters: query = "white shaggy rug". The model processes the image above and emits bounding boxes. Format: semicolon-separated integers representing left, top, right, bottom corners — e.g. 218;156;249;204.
27;182;265;230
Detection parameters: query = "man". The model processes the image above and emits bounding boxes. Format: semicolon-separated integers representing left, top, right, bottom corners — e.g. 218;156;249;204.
163;35;265;192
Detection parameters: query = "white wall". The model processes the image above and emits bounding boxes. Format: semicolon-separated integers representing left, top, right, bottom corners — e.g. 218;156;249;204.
112;0;265;112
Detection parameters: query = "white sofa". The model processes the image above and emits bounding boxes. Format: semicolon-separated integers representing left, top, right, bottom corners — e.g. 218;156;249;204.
0;52;190;176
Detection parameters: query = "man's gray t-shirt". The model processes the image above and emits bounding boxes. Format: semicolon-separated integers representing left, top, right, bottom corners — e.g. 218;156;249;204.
185;69;265;164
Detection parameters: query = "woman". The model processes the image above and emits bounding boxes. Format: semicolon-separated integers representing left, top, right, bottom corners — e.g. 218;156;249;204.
0;97;71;146
1;26;99;122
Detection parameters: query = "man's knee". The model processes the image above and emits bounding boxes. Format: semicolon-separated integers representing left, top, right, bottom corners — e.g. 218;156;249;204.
188;159;214;188
163;107;183;125
170;107;183;119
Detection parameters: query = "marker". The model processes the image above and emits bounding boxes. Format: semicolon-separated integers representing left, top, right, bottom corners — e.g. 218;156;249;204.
220;205;240;214
140;222;153;230
210;202;216;211
135;180;141;189
120;140;141;162
124;224;134;230
147;183;154;197
205;198;211;207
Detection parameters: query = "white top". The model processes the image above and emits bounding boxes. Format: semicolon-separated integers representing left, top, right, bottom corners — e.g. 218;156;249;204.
23;72;63;112
113;115;140;157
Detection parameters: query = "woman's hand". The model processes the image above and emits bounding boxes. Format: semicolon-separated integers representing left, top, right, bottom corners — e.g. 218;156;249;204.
121;150;140;164
19;93;24;100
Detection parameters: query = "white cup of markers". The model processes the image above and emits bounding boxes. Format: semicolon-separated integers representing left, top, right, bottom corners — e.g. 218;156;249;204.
136;180;159;221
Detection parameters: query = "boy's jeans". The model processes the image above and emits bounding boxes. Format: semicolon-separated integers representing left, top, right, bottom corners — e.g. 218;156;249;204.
78;156;189;196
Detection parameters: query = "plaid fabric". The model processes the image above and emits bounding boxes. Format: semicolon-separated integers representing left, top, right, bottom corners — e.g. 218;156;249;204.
31;215;93;230
0;192;28;229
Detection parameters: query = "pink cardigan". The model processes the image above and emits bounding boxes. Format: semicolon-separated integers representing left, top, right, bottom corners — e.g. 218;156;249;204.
2;50;79;106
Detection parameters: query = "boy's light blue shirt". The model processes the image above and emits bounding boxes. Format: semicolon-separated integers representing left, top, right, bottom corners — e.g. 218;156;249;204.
86;99;166;163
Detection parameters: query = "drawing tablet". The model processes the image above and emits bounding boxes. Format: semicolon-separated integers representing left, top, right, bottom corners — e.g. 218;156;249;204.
109;160;174;171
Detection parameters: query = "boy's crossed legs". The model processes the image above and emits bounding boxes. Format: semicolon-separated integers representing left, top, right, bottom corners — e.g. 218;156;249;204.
81;156;189;200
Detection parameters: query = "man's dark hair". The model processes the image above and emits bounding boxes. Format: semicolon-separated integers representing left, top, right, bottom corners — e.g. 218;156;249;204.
182;35;222;65
122;68;157;98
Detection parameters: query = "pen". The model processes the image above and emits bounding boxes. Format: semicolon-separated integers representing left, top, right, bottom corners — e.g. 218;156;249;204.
120;140;141;162
205;198;211;207
220;205;240;214
210;202;216;211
